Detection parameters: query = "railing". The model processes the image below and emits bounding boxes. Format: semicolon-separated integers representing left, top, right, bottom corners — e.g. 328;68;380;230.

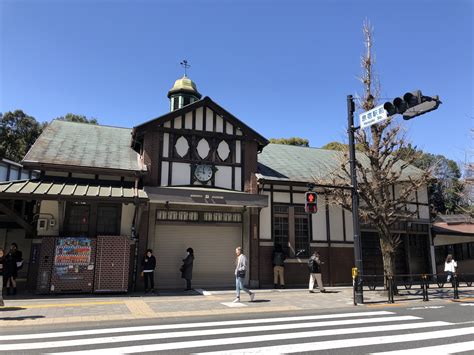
353;273;474;305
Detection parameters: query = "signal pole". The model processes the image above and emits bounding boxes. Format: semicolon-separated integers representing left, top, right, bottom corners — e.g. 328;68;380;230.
347;95;364;304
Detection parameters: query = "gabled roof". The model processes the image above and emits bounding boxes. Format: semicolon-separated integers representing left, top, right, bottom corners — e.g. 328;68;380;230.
257;144;427;184
22;120;145;175
133;96;268;148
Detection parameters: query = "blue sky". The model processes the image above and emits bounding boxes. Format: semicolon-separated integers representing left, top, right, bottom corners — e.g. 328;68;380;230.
1;0;472;164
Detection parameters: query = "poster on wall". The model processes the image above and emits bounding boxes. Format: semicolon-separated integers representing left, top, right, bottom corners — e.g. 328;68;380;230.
54;237;92;280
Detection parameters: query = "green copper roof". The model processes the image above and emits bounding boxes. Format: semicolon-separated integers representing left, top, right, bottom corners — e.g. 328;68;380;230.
22;120;145;173
167;75;202;98
257;144;426;184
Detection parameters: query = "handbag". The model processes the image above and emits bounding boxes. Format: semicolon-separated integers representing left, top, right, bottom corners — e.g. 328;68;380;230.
16;259;24;270
237;270;246;278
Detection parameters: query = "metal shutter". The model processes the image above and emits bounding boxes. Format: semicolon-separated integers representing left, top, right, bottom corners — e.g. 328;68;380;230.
153;224;241;289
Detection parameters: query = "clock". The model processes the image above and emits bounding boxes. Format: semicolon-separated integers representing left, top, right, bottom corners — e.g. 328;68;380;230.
194;164;214;183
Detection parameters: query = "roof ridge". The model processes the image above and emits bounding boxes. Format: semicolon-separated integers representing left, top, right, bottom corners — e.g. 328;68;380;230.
52;119;132;130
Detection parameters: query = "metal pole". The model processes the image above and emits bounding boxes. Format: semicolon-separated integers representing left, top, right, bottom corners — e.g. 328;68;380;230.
348;95;364;304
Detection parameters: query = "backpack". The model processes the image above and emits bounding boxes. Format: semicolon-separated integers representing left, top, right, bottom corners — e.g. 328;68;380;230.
273;252;285;266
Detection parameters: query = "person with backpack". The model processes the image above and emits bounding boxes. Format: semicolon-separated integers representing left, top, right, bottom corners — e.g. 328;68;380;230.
272;243;286;289
308;251;326;293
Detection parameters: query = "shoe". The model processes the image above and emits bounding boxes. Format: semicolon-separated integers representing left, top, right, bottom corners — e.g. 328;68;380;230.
185;288;192;291
232;298;240;303
281;285;285;289
274;284;278;289
309;290;315;293
320;289;326;293
250;293;255;302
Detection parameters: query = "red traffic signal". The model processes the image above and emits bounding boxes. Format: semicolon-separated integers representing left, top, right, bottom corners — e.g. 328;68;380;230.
305;191;318;214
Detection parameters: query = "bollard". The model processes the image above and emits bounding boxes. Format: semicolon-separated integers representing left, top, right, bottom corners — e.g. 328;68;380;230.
453;273;459;300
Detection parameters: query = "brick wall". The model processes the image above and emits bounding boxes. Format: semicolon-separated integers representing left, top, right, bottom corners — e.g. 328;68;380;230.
94;236;130;292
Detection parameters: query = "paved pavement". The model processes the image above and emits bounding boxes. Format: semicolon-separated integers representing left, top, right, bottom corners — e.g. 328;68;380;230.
1;286;473;327
1;304;474;354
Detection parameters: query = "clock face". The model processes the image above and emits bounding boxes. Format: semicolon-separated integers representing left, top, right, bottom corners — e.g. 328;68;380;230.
194;164;213;182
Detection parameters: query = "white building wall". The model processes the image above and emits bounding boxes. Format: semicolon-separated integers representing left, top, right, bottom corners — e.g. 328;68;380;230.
273;192;291;203
259;193;271;240
329;204;344;241
214;166;232;190
195;107;203;130
120;203;135;236
171;163;190;185
312;195;326;241
37;200;60;236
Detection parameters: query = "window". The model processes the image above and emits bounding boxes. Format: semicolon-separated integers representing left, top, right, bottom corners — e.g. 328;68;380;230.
156;210;240;223
97;205;120;235
273;205;289;254
173;97;180;110
183;96;191;106
65;204;90;236
294;207;310;257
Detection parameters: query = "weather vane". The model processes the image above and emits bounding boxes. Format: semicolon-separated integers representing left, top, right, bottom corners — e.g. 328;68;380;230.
180;59;191;77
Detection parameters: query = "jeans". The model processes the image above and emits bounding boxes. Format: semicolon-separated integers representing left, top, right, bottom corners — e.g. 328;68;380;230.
144;271;154;290
186;279;192;290
235;277;251;298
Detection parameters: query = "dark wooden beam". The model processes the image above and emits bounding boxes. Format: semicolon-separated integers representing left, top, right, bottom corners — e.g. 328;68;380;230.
0;201;35;236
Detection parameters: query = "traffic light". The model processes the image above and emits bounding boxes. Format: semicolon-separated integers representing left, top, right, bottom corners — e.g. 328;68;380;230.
383;90;441;120
305;191;318;214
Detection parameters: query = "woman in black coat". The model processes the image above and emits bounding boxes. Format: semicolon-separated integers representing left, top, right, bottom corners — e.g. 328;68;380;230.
181;247;194;291
4;243;22;296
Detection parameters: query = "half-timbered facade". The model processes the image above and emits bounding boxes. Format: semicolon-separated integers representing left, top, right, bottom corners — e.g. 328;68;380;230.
0;74;437;293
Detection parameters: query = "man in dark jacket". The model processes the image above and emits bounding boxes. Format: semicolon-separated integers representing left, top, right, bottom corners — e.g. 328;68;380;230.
181;247;194;291
142;249;156;293
272;244;286;289
308;251;326;293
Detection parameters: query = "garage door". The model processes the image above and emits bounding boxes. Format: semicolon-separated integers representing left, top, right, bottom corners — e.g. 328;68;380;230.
153;224;242;289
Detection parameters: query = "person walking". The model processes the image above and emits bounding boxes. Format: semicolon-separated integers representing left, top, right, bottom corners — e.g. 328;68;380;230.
4;243;22;296
181;247;194;291
308;251;326;293
233;246;255;303
444;254;457;284
0;248;4;306
272;243;286;289
141;249;156;294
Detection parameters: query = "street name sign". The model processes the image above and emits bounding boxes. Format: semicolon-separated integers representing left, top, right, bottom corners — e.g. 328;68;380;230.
359;104;388;129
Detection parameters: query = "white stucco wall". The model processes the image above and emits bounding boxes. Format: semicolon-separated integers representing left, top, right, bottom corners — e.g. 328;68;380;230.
37;200;60;236
259;193;271;240
120;203;135;236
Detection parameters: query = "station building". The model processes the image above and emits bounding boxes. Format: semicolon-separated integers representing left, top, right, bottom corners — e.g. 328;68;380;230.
0;75;437;293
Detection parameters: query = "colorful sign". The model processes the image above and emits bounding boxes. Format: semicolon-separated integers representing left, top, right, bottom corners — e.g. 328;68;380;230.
54;237;92;266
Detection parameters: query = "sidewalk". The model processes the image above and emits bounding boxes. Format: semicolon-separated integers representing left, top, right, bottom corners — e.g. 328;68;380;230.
1;286;473;327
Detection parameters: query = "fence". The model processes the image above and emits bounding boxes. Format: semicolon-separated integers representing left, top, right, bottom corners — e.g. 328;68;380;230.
353;273;474;305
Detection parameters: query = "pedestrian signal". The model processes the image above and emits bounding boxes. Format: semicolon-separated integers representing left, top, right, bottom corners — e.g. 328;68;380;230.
305;191;318;214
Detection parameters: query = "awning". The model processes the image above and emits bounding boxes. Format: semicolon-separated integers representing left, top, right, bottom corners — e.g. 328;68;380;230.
432;222;474;246
0;179;148;202
145;186;268;208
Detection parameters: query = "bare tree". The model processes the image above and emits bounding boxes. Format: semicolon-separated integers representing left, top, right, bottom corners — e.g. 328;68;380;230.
321;21;433;280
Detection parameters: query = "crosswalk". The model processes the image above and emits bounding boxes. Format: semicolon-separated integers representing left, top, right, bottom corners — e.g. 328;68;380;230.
1;310;473;354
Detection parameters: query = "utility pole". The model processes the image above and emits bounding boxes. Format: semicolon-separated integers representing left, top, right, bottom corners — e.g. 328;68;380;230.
347;94;364;304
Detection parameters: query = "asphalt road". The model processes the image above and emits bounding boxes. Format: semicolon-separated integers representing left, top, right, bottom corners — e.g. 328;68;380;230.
1;303;473;354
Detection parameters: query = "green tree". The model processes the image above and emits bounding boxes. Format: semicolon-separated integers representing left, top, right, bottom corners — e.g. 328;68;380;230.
400;144;464;214
0;110;46;162
269;137;309;147
56;113;98;125
322;141;365;152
